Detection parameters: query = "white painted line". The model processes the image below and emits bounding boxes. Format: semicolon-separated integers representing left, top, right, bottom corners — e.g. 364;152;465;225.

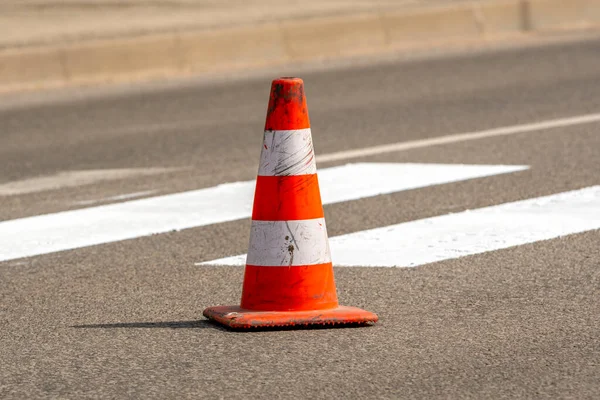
318;163;527;204
205;186;600;268
259;129;316;176
73;190;157;206
317;113;600;163
246;219;330;266
0;162;526;262
0;168;181;196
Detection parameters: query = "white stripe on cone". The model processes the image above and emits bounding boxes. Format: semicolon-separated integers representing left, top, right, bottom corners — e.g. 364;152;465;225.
246;218;331;266
259;129;316;176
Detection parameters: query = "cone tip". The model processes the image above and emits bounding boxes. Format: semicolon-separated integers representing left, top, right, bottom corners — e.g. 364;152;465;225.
265;77;309;131
272;76;303;85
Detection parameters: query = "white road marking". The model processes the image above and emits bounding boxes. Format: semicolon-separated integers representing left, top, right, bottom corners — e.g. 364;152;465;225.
317;113;600;163
72;190;157;206
0;168;180;196
205;186;600;268
0;162;525;262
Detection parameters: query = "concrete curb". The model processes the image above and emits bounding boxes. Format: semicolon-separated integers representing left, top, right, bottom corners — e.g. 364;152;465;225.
1;0;599;92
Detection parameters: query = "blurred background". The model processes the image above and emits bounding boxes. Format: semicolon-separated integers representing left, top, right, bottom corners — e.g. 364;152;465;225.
1;0;598;92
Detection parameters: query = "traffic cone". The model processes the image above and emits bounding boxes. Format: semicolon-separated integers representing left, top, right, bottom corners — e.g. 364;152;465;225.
203;77;378;329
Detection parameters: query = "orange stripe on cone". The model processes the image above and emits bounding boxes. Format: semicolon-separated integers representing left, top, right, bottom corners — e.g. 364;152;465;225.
241;264;338;311
252;175;324;221
203;77;378;330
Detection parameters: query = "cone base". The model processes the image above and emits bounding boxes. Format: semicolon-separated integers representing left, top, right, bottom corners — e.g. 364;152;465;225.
203;305;378;330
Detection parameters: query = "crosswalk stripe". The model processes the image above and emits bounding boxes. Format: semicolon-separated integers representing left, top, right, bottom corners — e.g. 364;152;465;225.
202;185;600;268
0;163;525;262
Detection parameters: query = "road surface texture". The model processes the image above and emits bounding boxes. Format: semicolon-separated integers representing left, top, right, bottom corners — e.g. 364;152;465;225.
1;35;600;398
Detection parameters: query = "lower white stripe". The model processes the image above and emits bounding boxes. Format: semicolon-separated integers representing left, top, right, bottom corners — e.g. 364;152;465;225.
246;218;331;266
201;186;600;267
259;129;316;176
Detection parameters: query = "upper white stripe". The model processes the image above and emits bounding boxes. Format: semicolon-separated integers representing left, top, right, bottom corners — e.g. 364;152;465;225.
0;163;526;262
258;129;316;176
246;218;331;266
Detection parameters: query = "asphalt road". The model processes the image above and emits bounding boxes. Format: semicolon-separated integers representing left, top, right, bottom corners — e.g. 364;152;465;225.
1;34;600;399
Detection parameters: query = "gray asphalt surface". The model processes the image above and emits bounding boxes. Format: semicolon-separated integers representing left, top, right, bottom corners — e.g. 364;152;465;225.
1;34;600;399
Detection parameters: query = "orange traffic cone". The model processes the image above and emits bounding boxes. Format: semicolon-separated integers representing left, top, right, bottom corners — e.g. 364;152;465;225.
203;77;378;329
